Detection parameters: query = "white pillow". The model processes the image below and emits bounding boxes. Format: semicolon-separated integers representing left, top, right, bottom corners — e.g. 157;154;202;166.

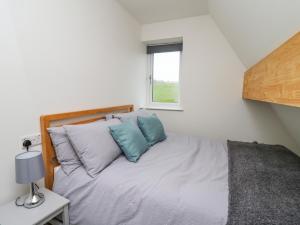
64;119;121;177
106;109;150;126
48;127;81;175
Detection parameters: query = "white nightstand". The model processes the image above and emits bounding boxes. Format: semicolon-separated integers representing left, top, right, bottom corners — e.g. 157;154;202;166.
0;188;70;225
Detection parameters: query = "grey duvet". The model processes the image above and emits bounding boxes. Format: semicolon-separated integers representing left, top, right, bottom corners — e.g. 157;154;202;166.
54;133;229;225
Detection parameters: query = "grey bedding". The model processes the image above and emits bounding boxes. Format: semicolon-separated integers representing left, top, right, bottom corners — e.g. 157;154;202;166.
54;133;228;225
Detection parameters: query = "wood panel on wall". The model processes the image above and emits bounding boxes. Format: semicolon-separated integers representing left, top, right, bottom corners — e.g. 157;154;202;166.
243;32;300;107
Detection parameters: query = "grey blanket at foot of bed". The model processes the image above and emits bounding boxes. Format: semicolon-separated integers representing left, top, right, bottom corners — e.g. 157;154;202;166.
226;141;300;225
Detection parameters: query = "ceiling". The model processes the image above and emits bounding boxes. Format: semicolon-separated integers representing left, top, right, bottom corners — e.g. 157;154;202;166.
209;0;300;68
117;0;208;24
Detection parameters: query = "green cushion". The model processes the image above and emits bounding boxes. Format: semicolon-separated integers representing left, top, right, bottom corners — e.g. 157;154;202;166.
109;120;149;162
137;115;167;146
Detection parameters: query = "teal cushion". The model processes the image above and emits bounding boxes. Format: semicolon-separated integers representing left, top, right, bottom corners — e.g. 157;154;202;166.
109;120;149;162
137;115;167;146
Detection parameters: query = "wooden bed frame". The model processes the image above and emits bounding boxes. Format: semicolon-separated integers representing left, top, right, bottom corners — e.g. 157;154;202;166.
40;105;134;190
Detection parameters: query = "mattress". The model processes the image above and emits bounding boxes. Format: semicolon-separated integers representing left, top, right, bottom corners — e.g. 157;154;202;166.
53;133;228;225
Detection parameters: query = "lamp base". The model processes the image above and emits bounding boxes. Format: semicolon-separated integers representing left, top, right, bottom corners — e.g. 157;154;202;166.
24;183;45;209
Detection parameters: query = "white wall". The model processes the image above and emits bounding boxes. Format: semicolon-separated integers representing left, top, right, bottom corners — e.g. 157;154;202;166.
141;16;298;153
272;105;300;149
208;0;300;154
0;0;145;204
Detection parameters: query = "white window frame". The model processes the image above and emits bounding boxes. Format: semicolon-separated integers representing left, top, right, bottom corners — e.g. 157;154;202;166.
146;51;183;111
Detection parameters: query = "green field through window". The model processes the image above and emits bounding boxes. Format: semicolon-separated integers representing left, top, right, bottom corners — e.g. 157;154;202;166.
153;81;179;103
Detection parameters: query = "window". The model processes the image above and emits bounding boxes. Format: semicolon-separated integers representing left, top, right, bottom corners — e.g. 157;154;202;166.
147;43;182;110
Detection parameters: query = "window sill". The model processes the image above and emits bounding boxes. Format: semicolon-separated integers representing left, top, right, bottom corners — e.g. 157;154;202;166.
144;105;184;111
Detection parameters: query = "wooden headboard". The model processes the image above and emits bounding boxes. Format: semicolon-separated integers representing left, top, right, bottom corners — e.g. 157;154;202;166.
40;105;134;190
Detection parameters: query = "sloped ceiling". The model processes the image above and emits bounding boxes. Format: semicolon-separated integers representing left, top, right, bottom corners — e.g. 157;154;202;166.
209;0;300;150
117;0;208;24
209;0;300;68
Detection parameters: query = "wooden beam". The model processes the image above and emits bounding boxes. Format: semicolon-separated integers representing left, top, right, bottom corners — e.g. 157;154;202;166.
243;32;300;107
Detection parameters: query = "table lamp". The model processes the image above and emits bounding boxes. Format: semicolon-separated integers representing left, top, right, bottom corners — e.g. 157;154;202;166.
15;150;45;208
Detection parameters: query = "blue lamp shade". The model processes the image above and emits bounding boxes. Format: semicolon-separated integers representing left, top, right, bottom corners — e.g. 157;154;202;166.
15;151;45;184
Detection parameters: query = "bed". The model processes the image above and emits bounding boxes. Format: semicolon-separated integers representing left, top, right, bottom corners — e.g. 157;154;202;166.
53;132;228;225
40;105;300;225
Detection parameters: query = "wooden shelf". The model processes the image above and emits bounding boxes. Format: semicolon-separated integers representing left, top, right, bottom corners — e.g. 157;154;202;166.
243;32;300;107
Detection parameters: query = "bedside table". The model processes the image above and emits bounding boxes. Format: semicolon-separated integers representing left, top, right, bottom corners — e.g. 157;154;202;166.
0;188;70;225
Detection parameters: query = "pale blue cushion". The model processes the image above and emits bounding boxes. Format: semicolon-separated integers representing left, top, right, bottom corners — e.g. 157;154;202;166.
109;120;149;162
137;115;167;146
